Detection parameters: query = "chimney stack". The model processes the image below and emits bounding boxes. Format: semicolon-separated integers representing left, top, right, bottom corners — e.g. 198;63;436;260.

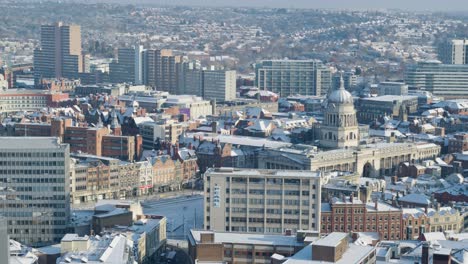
422;242;430;264
350;193;354;203
374;199;378;210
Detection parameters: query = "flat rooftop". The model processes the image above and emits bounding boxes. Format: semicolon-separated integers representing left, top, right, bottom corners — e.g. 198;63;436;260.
284;242;375;264
361;95;418;102
313;232;347;247
0;137;65;149
206;167;321;178
190;230;303;247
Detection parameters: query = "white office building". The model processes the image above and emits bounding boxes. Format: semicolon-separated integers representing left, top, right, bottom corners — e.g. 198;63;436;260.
202;69;236;101
0;137;70;246
204;168;322;235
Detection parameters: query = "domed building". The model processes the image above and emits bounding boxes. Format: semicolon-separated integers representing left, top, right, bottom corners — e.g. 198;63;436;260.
320;75;359;149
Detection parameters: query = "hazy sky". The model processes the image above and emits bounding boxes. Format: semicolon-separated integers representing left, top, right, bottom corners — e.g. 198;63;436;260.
124;0;468;11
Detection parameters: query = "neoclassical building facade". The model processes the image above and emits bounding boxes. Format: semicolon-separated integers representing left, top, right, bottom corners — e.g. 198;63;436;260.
258;76;441;177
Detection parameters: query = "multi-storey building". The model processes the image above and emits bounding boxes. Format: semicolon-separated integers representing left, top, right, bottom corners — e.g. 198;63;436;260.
448;133;468;153
378;82;409;96
118;162;140;197
283;232;377;264
135;160;154;195
177;61;203;96
357;95;418;123
101;135;136;161
0;137;70;246
0;216;9;264
427;206;464;233
16;118;141;162
402;206;464;239
109;47;138;84
202;69;237;101
255;60;331;97
139;120;184;149
34;22;84;86
160;53;182;94
402;208;431;240
332;71;357;91
204;168;322;235
0;89;69;113
63;126;109;156
147;154;182;192
70;154;121;203
437;39;468;65
188;230;304;264
320;196;403;241
405;60;468;98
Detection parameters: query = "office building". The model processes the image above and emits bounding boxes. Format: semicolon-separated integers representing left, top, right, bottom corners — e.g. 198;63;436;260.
160;53;182;94
177;61;203;96
134;45;144;85
0;217;9;264
405;60;468;98
0;137;70;246
139;120;184;148
202;68;236;101
143;49;176;90
332;71;357;91
437;39;468;65
34;22;84;86
109;47;140;84
204;168;322;234
255;60;331;97
378;82;408;96
188;230;304;264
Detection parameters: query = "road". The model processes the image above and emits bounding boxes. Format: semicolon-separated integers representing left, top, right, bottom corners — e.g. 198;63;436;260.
143;194;204;240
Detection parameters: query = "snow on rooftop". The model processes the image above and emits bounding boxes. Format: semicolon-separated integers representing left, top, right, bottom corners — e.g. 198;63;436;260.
313;232;347;247
190;230;303;247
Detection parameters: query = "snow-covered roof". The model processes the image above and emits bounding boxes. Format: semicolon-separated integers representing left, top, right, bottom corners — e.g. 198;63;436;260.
399;193;431;205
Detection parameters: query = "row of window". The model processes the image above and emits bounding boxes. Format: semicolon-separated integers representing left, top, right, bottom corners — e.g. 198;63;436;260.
0;203;67;209
0;152;64;158
0;161;65;166
5;186;65;192
0;177;65;183
0;169;65;175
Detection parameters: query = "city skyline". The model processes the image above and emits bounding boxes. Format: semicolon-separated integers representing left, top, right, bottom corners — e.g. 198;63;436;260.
1;2;467;263
80;0;468;11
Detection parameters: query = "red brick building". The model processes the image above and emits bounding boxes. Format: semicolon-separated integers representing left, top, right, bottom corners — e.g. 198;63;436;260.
448;133;468;153
321;196;403;241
